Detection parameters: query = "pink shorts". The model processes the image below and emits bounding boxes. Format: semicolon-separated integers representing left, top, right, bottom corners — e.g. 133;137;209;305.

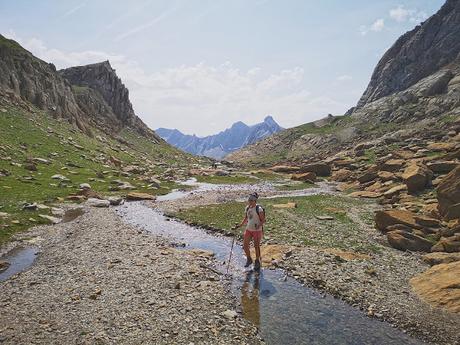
244;229;263;242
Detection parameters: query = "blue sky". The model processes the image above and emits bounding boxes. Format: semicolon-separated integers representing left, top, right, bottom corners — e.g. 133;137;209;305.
0;0;445;136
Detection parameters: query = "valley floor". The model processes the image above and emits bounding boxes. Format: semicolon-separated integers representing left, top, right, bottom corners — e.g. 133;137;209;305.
0;205;261;345
1;181;460;345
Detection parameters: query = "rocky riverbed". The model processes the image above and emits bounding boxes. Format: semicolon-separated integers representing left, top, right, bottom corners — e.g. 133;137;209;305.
157;182;460;345
0;205;261;344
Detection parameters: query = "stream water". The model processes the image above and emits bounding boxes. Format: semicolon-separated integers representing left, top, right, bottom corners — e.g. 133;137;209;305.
116;183;423;345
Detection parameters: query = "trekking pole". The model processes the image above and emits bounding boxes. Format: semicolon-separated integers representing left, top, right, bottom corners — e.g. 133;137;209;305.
226;224;239;274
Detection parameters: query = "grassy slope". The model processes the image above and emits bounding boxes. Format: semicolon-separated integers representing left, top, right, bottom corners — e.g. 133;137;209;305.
0;104;202;244
172;194;381;254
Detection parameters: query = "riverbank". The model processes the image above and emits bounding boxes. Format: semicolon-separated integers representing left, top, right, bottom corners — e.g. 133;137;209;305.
0;205;261;344
163;183;460;345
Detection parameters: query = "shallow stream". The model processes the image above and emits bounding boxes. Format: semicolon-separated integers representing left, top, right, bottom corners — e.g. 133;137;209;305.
116;182;423;345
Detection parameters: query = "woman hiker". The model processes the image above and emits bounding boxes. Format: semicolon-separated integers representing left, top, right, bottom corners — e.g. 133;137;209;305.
235;192;265;270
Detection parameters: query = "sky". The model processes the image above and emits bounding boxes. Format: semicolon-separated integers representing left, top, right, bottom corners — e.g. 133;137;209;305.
0;0;445;136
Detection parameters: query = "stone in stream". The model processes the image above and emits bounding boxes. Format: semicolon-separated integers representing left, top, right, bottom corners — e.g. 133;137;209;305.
0;212;9;218
0;260;10;273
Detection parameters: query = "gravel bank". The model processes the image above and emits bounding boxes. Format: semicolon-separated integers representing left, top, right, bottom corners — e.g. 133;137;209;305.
0;206;261;345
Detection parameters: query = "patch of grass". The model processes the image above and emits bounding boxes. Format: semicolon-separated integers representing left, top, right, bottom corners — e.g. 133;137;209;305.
364;149;377;164
172;194;381;254
0;104;198;245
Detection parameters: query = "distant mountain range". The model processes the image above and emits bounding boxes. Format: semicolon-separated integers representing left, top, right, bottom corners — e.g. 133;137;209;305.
156;116;283;159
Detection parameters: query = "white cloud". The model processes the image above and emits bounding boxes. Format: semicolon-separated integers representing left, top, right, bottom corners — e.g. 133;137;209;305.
370;18;385;32
389;5;428;24
4;32;349;136
359;18;384;35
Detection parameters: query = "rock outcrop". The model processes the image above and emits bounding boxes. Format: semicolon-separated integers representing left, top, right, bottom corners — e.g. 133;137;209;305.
0;34;160;142
0;34;87;132
59;61;160;141
357;0;460;107
437;166;460;220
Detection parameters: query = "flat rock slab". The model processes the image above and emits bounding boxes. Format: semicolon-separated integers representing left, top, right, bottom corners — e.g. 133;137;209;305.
126;192;156;201
410;261;460;313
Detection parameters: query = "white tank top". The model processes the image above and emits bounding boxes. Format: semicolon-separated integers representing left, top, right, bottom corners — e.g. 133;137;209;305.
245;205;262;231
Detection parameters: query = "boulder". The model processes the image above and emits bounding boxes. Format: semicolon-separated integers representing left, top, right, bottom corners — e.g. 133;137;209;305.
291;172;316;182
383;184;406;197
401;163;433;193
357;166;378;184
375;209;420;232
380;159;405;172
427;142;457;152
269;165;300;173
437;166;460;219
422;252;460;266
377;171;395;181
299;163;331;176
126;192;156;201
349;191;382;198
427;161;459;174
108;196;124;206
410;261;460;313
445;203;460;221
431;235;460;253
387;230;433;252
331;169;353;182
87;198;110;208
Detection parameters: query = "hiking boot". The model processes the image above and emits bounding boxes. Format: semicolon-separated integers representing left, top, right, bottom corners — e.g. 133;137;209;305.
254;259;261;271
244;257;253;267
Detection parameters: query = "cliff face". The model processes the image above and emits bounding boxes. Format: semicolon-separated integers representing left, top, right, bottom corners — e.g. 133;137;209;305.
0;34;87;131
0;34;160;141
59;62;135;127
357;0;460;107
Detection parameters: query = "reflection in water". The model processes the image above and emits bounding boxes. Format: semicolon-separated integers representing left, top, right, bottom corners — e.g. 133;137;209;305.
241;271;261;326
241;270;278;328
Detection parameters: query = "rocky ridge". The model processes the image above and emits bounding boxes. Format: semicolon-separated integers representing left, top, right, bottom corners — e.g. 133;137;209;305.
157;116;283;159
0;34;160;141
